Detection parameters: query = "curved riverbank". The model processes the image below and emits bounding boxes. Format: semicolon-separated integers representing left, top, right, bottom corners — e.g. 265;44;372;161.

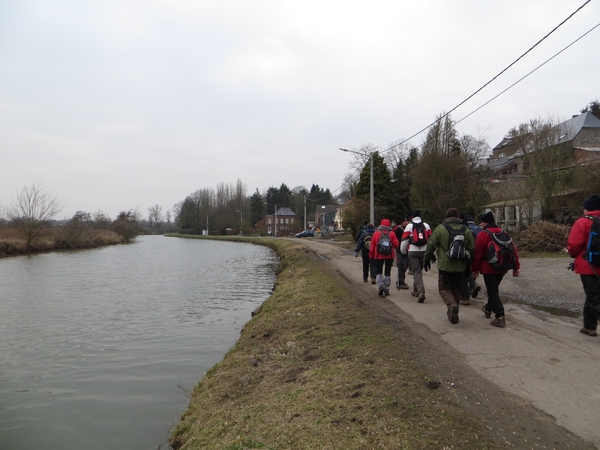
168;236;592;449
0;228;125;255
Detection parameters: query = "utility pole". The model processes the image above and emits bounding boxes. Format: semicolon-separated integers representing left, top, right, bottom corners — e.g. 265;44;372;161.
304;196;307;231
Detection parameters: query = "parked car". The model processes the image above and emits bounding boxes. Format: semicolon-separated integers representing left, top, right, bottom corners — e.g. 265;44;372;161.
295;228;315;238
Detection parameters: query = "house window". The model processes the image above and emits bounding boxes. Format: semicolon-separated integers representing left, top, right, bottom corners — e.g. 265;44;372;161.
285;218;289;224
267;218;271;224
267;227;272;233
499;152;505;158
291;218;294;224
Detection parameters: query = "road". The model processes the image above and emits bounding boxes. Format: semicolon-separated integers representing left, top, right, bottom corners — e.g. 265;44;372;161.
294;238;599;449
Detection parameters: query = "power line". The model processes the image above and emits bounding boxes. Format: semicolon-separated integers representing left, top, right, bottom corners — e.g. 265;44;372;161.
381;0;591;154
455;22;600;126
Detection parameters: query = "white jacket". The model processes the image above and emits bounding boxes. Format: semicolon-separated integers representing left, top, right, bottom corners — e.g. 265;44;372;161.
400;218;431;254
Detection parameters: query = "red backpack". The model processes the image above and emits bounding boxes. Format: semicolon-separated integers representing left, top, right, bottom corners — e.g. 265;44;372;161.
483;229;516;271
410;222;428;246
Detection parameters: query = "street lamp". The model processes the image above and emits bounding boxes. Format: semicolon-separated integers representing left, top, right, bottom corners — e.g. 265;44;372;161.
340;148;374;225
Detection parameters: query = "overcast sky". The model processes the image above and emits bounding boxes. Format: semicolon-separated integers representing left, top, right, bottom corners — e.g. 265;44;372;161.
1;0;598;219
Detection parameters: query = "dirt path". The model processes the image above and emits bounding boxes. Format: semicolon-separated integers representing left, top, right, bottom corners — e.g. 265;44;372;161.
294;238;599;449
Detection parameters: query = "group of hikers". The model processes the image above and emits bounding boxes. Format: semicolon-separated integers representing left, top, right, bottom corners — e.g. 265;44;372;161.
353;194;600;335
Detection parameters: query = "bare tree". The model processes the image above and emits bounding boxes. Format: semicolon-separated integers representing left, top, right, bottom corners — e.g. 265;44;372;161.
10;184;62;250
148;204;163;227
508;116;572;220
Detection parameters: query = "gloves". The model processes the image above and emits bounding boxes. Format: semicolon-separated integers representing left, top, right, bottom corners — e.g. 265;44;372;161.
567;262;574;271
423;260;431;272
354;252;359;258
431;254;436;263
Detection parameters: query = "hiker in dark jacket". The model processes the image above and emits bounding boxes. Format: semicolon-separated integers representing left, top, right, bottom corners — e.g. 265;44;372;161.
393;216;410;290
423;208;474;325
354;220;369;243
460;214;482;304
354;223;376;284
472;211;520;328
567;194;600;337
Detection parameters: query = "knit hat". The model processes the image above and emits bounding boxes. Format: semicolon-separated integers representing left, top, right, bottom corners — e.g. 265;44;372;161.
464;214;474;223
583;194;600;212
412;209;421;218
479;211;495;224
380;219;391;228
445;208;460;218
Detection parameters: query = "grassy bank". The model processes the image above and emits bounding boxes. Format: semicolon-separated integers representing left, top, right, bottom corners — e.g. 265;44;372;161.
169;235;500;450
0;228;124;255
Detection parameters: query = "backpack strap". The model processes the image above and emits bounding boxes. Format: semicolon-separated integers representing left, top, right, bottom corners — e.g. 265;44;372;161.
584;215;600;278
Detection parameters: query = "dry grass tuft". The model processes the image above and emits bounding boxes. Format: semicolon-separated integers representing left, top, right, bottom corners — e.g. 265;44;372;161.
170;238;500;450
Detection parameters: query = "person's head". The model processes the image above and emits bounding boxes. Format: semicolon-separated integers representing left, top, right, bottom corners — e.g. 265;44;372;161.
479;211;495;226
445;208;460;219
412;209;422;218
583;194;600;213
464;214;474;223
366;223;374;229
380;219;391;228
363;220;369;226
402;215;410;226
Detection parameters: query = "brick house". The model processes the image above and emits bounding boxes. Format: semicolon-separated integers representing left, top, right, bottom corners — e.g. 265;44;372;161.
255;207;299;236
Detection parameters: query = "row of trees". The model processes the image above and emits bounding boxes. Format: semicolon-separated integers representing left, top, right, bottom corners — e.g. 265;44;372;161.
343;99;600;234
1;184;143;251
173;180;337;234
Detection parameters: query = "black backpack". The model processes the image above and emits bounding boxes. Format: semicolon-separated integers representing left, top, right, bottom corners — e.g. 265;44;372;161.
483;229;516;271
377;231;393;255
442;223;468;260
584;215;600;266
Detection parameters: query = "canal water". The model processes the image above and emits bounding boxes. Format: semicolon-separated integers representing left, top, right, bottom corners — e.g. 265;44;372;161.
0;236;278;450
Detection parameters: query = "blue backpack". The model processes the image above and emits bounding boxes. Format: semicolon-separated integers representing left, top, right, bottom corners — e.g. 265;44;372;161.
584;215;600;266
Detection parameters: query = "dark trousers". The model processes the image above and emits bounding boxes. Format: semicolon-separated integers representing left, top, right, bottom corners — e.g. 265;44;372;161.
396;252;408;285
438;270;463;308
460;267;476;300
482;273;505;319
375;258;393;276
581;274;600;330
361;249;375;280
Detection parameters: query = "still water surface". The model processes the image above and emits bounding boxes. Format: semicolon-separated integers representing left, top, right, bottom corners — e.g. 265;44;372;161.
0;236;278;450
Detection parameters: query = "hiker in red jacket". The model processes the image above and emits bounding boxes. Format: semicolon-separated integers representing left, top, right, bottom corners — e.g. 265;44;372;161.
471;211;520;328
567;194;600;337
369;219;400;297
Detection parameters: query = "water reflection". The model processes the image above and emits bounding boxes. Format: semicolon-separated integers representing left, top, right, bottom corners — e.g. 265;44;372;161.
0;236;277;450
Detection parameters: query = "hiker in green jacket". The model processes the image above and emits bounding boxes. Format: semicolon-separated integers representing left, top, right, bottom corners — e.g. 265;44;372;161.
423;208;474;325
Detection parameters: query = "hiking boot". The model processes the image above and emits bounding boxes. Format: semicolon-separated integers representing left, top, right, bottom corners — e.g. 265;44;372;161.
398;282;409;290
447;306;459;324
407;268;414;275
363;277;368;282
490;316;506;327
482;305;491;319
411;291;418;297
371;278;376;285
460;300;470;306
471;284;481;298
378;288;385;297
417;293;425;303
384;290;390;296
580;327;598;337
